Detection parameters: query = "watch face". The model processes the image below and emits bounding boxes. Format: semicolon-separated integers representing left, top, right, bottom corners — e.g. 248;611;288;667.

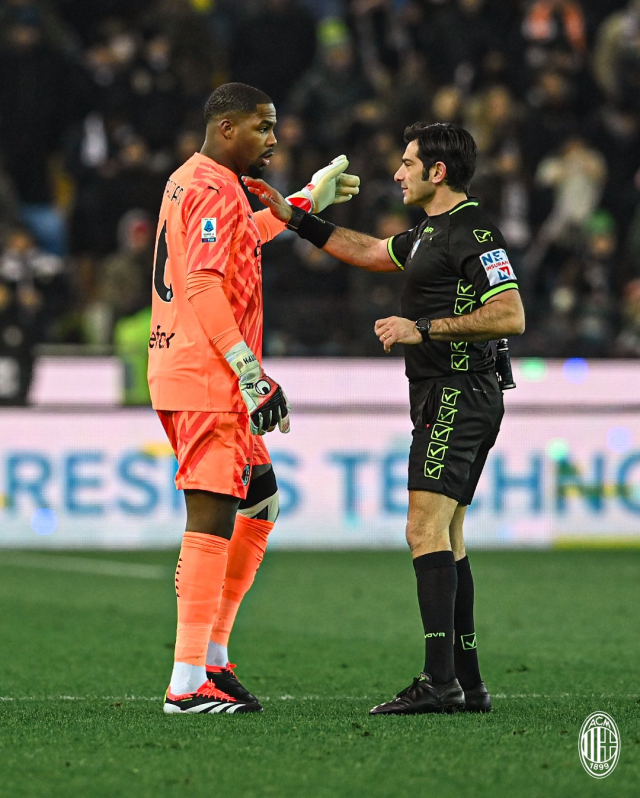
416;318;430;332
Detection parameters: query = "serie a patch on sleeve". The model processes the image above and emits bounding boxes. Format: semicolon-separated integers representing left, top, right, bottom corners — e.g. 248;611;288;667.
201;218;217;243
479;248;517;285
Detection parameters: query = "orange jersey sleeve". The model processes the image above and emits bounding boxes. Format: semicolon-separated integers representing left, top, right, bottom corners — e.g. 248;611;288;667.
186;270;244;355
183;179;240;277
254;209;286;244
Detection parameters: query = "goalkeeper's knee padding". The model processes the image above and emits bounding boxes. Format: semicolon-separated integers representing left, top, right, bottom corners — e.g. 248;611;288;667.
238;467;279;523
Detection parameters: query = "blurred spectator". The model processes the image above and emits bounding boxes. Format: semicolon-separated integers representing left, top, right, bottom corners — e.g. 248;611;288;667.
467;85;531;291
0;225;68;342
127;34;186;153
264;234;352;355
0;163;20;239
622;175;640;279
0;279;39;405
0;220;66;404
148;0;219;104
520;0;588;71
287;18;374;158
230;0;317;107
593;0;640;106
85;210;155;345
527;136;607;305
67;130;165;255
614;277;640;355
522;69;580;174
544;210;618;357
0;5;83;254
349;208;410;356
535;136;607;237
588;103;640;235
0;0;76;56
114;305;152;404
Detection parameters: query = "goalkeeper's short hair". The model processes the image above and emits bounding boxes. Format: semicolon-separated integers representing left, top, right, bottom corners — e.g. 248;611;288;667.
204;83;273;125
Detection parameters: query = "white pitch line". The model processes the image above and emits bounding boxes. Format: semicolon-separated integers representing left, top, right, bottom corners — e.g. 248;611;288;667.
0;693;637;702
0;553;168;580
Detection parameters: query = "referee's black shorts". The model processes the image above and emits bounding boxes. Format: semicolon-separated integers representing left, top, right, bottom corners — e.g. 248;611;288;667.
408;370;504;505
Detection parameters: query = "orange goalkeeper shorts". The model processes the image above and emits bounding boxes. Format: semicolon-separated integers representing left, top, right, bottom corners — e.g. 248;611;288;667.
157;410;270;500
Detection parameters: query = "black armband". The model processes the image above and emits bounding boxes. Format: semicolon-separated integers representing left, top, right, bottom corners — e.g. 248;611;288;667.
286;206;336;248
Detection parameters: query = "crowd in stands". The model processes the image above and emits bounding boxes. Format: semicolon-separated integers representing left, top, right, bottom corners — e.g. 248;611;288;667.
1;0;640;398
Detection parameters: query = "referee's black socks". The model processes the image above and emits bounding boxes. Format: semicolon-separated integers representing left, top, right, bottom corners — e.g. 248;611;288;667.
453;555;482;690
413;550;457;685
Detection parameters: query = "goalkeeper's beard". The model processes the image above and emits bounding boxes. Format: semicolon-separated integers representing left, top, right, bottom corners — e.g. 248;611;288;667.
246;162;265;179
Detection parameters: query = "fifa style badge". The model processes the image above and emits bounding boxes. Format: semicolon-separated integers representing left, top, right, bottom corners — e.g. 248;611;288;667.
201;218;217;243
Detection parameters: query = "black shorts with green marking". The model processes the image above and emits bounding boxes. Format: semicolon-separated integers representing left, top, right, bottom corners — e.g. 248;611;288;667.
408;371;504;506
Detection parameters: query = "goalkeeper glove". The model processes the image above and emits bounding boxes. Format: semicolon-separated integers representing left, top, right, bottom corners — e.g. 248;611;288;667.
225;342;291;435
288;154;360;214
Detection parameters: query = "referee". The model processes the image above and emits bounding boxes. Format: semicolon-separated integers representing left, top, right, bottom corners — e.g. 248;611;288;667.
244;122;525;715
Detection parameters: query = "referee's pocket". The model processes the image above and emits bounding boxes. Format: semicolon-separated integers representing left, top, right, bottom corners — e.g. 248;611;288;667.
421;382;440;428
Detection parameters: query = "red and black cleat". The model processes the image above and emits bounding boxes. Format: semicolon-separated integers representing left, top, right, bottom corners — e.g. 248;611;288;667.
206;662;263;712
163;679;253;714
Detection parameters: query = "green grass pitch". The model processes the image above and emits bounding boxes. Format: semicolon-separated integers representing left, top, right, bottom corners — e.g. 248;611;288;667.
0;549;638;797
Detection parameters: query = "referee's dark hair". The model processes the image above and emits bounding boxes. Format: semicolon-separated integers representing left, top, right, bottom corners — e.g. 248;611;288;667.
204;83;273;125
404;122;477;193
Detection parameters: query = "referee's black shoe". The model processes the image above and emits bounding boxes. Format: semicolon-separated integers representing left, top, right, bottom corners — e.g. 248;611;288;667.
369;672;465;715
463;681;492;713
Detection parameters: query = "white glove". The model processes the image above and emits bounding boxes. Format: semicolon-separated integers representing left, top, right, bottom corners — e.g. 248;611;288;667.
225;342;290;435
288;155;360;214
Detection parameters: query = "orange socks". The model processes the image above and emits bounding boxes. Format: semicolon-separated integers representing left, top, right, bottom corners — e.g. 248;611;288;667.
174;531;229;666
209;516;273;648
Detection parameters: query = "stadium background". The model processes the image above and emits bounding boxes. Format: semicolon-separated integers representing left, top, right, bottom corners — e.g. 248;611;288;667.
1;3;639;797
1;0;640;548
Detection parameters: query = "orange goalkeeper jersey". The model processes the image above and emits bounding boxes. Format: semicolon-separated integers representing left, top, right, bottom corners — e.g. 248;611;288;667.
148;153;281;411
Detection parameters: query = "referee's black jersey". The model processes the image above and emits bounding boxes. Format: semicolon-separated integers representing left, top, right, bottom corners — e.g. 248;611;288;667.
387;197;519;382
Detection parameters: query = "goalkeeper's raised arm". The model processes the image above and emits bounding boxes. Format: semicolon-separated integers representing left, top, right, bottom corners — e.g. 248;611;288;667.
242;176;399;274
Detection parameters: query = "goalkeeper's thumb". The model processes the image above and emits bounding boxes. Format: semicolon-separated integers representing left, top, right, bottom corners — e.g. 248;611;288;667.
311;154;349;186
308;155;349;213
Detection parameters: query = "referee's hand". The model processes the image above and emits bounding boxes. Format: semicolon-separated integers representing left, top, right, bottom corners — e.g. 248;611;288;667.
375;317;422;353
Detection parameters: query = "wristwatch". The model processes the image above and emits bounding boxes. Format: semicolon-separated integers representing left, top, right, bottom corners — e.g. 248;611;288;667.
285;205;306;231
415;317;431;342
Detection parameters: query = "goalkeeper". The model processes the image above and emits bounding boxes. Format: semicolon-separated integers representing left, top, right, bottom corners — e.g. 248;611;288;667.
148;83;359;715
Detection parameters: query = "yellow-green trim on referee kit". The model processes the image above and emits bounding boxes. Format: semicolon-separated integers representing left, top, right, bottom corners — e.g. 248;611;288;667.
449;200;479;215
480;282;519;304
387;237;404;270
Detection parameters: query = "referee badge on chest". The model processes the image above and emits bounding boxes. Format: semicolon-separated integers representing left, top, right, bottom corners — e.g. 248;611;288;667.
201;217;217;243
410;237;422;258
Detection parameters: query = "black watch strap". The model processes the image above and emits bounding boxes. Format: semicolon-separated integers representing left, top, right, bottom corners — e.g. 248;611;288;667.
415;317;431;342
286;205;306;231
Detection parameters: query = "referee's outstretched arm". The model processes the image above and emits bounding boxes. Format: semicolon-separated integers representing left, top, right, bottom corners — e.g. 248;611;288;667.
243;176;525;338
243;176;398;272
